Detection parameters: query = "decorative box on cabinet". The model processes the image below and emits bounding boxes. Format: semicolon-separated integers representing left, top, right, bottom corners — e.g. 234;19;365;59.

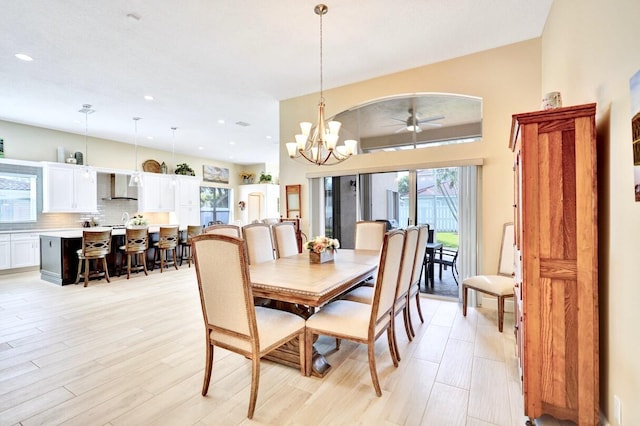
42;163;97;213
510;103;598;425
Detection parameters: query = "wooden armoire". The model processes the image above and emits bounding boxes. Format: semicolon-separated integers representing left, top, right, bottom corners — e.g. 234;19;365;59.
509;103;599;425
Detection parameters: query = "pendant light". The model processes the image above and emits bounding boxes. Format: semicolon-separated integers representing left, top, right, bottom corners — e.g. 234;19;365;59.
129;117;144;187
78;104;95;181
286;4;357;166
170;126;177;187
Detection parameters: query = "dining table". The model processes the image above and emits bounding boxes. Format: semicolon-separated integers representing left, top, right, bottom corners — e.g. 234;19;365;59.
249;248;380;377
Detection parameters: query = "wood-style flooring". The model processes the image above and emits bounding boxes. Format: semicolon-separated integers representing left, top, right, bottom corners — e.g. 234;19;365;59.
1;266;533;425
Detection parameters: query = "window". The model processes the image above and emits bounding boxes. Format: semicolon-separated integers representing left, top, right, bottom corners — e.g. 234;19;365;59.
200;187;230;225
0;172;37;223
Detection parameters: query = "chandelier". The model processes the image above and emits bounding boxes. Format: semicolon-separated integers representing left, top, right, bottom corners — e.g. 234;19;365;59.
286;4;357;166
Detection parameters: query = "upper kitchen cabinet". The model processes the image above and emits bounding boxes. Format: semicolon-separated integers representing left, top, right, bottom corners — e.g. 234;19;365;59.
175;175;200;227
42;163;97;213
137;172;176;212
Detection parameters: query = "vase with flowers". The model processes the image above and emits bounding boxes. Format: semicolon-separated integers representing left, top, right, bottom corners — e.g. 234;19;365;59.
126;214;148;228
240;171;254;184
306;236;340;263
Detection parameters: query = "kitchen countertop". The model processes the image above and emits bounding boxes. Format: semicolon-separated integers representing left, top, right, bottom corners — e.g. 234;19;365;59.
38;226;180;239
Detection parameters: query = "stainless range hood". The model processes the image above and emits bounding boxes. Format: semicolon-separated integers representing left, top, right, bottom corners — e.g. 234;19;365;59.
108;174;138;200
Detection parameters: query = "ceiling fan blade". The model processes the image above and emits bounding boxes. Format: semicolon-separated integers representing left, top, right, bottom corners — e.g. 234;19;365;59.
417;115;445;124
394;126;407;133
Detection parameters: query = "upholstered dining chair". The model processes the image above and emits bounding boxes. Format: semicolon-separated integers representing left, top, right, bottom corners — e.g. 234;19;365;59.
304;229;405;396
272;222;299;258
119;226;149;279
342;227;418;359
405;224;429;338
191;234;306;419
179;225;203;267
462;222;515;332
153;226;179;272
203;224;241;238
354;220;386;251
75;229;112;287
242;223;274;264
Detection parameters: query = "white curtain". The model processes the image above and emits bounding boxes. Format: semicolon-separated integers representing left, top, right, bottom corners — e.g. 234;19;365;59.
457;165;480;304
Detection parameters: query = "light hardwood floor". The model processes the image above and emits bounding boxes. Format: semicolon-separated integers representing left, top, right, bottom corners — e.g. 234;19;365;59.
0;267;531;425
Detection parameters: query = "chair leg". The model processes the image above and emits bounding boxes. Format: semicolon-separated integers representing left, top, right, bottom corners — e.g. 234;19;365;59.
83;258;90;287
405;296;415;339
141;253;148;276
414;291;424;323
173;247;179;270
335;338;341;350
368;340;382;397
247;357;260;419
160;248;165;273
126;253;132;279
391;317;402;362
103;258;110;283
498;295;505;333
75;258;83;284
462;285;469;317
201;341;213;396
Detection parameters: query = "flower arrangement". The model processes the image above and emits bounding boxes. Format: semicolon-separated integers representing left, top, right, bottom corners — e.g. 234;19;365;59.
127;214;148;227
306;236;340;254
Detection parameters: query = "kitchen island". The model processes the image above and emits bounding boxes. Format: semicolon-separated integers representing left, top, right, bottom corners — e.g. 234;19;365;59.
39;226;169;285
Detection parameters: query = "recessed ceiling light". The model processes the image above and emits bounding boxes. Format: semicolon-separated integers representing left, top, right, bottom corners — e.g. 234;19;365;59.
144;95;154;101
147;136;153;140
266;135;272;140
229;141;235;145
217;119;225;124
15;53;33;61
198;146;204;150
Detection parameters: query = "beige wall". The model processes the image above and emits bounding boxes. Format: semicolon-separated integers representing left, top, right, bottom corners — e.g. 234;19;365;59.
542;1;640;424
279;39;542;274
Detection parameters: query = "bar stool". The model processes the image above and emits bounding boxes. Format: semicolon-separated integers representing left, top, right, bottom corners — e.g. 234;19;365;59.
153;226;179;272
75;229;112;287
179;225;203;267
119;227;149;279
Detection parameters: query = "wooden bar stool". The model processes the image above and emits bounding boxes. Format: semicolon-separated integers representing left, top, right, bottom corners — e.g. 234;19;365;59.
75;229;112;287
179;225;203;267
153;226;179;272
119;227;149;279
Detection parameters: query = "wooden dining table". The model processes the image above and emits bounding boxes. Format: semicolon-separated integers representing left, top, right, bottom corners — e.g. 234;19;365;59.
249;248;380;376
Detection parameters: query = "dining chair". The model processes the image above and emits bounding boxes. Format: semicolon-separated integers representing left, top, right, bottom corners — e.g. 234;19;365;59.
342;227;418;358
354;220;386;251
242;223;274;264
433;247;459;285
119;226;149;279
75;229;112;287
203;224;241;238
405;224;429;337
179;225;203;267
153;226;179;272
304;229;405;396
191;234;306;419
462;222;514;332
272;221;299;258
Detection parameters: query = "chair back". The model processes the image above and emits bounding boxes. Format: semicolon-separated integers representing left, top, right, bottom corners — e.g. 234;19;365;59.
204;224;241;238
370;229;405;328
158;226;179;249
82;229;112;257
497;222;515;276
185;225;203;241
354;221;386;251
125;227;148;252
242;223;274;264
191;234;256;352
272;222;299;258
411;224;429;285
396;226;419;300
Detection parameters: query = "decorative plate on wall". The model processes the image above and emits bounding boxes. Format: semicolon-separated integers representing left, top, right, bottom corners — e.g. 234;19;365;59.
142;159;161;173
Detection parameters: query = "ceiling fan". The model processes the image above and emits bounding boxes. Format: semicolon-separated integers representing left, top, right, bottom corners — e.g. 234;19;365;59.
390;108;444;133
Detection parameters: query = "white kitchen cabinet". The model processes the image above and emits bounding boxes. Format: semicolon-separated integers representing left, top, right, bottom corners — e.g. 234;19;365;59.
42;163;97;213
0;235;10;270
137;173;176;212
10;233;40;268
175;175;201;227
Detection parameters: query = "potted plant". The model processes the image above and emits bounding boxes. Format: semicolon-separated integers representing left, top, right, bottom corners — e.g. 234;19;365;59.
126;214;148;227
175;163;195;176
259;171;272;184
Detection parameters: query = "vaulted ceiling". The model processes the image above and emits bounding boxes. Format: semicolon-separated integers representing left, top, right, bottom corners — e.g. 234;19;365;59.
0;1;553;165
